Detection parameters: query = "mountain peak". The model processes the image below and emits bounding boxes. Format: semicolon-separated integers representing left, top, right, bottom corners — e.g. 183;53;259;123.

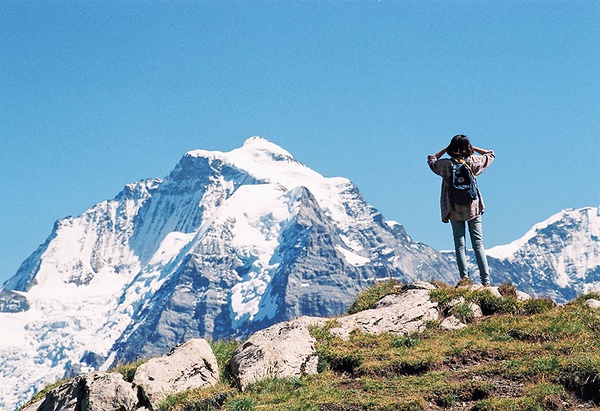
234;136;299;168
487;206;600;260
185;137;325;193
241;136;289;154
186;136;292;162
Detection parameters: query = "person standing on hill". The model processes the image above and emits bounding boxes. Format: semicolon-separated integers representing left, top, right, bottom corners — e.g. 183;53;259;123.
427;134;495;286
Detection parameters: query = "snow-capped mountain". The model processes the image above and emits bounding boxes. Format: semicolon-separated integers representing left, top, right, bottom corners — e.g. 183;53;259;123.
0;137;456;410
487;206;600;302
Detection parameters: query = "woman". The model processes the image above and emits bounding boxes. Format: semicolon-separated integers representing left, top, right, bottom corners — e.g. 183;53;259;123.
428;134;495;286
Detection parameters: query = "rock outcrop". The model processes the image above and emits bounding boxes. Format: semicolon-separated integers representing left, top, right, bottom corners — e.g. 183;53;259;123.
230;316;326;391
21;339;218;411
330;288;439;340
133;339;219;409
22;372;137;411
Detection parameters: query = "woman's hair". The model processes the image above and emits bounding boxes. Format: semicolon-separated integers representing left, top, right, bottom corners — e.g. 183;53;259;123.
446;134;473;158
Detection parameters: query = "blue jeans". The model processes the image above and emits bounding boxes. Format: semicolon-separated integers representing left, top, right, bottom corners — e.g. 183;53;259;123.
450;216;490;285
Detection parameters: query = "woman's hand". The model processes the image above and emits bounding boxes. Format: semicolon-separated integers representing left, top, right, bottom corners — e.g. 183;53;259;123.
434;148;447;159
472;146;491;155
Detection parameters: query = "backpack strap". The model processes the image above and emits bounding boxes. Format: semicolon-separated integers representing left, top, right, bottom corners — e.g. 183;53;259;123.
457;158;476;180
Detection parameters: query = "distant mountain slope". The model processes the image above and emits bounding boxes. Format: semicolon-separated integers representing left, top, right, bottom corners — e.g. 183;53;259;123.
0;137;456;410
487;206;600;302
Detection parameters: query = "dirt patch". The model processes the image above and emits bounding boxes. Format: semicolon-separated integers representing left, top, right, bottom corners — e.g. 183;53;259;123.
446;348;507;368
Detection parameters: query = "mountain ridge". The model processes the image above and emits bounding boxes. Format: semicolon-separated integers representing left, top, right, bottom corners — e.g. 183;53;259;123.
486;206;600;301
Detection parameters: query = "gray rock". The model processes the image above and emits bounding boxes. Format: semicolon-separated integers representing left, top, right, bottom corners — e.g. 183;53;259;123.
515;290;532;301
470;302;483;318
33;372;137;411
0;288;30;313
230;316;326;391
329;289;439;339
19;399;44;411
82;373;138;411
133;338;219;410
440;315;467;331
585;299;600;310
404;281;437;291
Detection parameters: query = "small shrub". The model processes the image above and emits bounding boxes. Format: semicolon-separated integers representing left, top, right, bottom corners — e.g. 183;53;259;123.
397;398;428;411
507;329;554;343
435;392;460;407
452;302;475;323
309;320;340;342
347;279;402;314
525;383;568;411
429;288;461;308
434;380;493;405
111;358;147;382
225;396;257;411
533;356;562;375
159;386;236;411
429;280;451;289
246;377;303;394
210;339;240;383
497;282;518;298
523;298;556;315
476;291;521;316
456;277;474;288
424;319;441;331
392;335;421;348
472;397;544;411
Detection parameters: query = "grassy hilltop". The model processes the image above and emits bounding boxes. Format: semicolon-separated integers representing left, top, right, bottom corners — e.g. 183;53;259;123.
27;281;600;411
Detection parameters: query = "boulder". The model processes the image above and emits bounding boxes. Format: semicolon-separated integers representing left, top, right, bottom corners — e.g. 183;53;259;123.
585;299;600;310
32;372;137;411
515;290;532;301
469;302;484;318
329;289;439;340
82;373;138;411
440;315;467;331
133;338;219;410
230;316;326;391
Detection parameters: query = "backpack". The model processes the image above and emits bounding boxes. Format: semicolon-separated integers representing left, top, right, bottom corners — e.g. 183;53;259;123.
448;158;478;204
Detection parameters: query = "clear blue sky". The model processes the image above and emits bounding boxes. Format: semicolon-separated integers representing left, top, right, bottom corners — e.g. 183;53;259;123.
1;0;598;285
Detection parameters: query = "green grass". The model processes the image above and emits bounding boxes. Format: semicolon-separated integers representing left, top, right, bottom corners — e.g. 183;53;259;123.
22;282;600;411
196;285;599;410
110;358;148;382
19;377;71;408
346;279;402;314
159;340;241;411
210;339;241;384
